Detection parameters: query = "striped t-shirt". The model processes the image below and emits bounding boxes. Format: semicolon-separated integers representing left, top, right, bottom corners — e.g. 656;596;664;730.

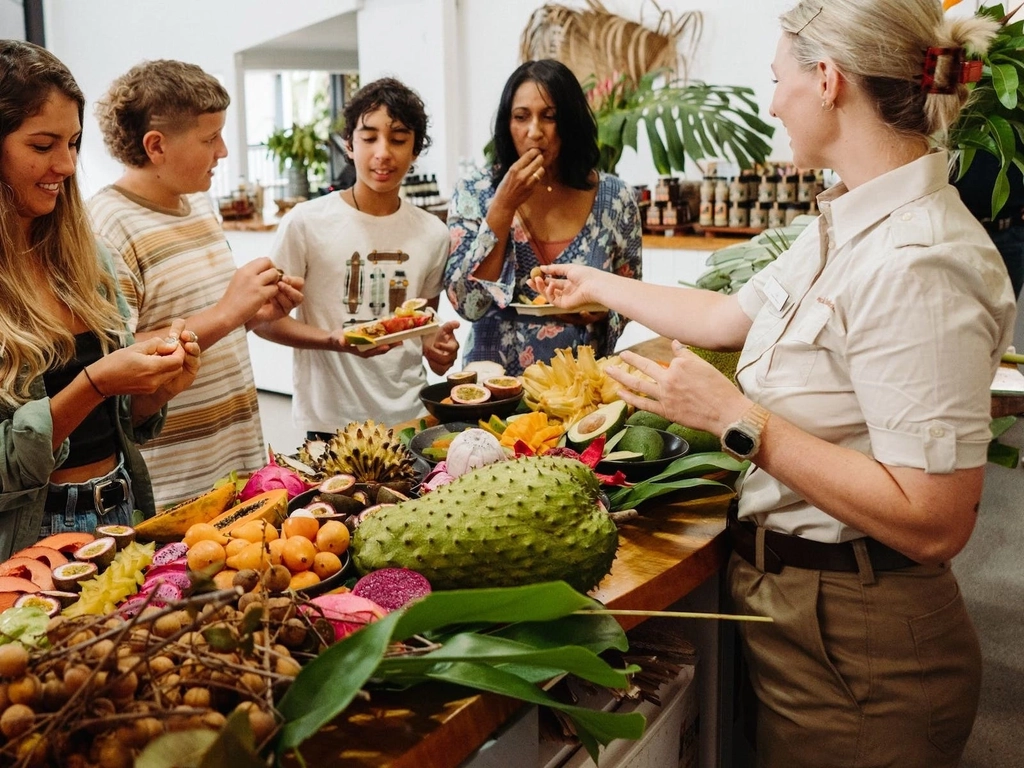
88;186;265;509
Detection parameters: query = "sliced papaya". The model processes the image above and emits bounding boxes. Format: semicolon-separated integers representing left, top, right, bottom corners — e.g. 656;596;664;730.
0;557;55;591
209;489;288;533
0;576;39;611
35;531;94;555
135;483;237;542
9;545;68;569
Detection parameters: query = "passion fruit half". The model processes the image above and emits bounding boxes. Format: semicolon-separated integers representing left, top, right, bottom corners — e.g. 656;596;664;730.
13;594;62;618
450;384;491;405
94;524;136;550
73;537;117;570
51;561;99;592
482;375;523;400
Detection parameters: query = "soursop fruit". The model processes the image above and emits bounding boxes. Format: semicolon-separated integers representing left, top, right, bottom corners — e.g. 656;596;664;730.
351;455;618;592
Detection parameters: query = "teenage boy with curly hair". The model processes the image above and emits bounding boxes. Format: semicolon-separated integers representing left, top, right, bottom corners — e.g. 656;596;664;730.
257;78;459;437
88;59;304;509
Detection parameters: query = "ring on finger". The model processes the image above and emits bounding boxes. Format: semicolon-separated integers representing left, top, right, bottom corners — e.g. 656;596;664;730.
532;171;542;182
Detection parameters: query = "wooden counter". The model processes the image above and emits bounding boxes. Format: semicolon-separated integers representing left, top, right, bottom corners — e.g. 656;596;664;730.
283;479;732;768
643;233;748;252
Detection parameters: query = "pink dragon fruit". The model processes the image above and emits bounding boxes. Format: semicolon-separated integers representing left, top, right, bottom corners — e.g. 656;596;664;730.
352;568;432;612
141;569;192;596
151;542;189;567
306;593;387;642
239;457;307;501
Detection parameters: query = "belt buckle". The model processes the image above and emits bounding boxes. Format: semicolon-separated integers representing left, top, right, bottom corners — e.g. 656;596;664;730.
93;478;128;516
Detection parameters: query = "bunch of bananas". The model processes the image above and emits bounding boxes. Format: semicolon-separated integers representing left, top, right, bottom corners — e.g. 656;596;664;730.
522;346;639;424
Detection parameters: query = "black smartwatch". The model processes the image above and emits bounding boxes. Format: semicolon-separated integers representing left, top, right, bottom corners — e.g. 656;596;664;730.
722;403;771;461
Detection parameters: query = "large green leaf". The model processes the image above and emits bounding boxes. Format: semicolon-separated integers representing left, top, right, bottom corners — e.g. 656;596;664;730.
423;661;646;761
275;583;640;759
992;62;1020;108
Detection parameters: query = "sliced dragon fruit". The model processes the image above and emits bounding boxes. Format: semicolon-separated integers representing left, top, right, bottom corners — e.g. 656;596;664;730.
352;568;432;612
147;582;183;606
151;542;189;567
141;569;192;596
144;558;188;579
119;594;150;618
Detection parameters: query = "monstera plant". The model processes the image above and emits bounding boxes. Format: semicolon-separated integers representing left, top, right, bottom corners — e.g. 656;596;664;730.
584;69;775;175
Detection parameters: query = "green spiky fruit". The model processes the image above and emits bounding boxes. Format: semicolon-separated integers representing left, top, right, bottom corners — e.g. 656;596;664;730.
351;456;618;592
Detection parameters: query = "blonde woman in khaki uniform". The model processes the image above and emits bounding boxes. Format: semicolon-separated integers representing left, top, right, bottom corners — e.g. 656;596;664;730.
531;1;1017;765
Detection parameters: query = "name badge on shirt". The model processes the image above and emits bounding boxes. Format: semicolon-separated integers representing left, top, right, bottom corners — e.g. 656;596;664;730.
763;276;790;312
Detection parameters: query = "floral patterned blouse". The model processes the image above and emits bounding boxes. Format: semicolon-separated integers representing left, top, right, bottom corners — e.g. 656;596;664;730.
445;169;642;375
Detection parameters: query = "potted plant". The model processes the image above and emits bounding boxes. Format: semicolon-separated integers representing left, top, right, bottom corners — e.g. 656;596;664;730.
584;69;775;175
266;120;330;200
948;2;1024;217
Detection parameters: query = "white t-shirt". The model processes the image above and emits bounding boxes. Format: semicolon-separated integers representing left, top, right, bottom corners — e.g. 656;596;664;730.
735;151;1016;543
270;193;449;432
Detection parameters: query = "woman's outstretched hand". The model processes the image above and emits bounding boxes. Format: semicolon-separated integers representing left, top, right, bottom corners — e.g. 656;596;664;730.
528;263;604;310
605;340;750;436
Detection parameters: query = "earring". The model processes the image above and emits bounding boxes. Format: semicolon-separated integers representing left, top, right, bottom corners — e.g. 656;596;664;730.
821;100;835;111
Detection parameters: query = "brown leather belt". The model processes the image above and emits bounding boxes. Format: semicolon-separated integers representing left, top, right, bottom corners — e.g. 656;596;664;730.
727;502;918;575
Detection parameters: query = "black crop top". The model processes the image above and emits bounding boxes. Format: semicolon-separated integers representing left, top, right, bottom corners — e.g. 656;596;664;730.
42;332;118;468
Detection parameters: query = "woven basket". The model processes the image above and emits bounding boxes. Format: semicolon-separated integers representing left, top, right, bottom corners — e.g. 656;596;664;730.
518;0;703;87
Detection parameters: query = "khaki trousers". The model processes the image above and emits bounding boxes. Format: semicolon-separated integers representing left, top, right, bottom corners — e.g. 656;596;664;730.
728;551;981;768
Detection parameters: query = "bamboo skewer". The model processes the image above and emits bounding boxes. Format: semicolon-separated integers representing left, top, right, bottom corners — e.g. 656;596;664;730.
575;609;774;623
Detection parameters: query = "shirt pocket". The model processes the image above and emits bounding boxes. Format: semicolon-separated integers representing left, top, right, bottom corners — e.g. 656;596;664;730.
759;301;833;388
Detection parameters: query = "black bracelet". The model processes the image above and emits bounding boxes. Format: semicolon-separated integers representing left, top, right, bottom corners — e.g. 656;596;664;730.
83;366;108;399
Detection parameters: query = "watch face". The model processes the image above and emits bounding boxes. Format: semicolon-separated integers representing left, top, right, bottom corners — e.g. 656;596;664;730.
724;429;755;457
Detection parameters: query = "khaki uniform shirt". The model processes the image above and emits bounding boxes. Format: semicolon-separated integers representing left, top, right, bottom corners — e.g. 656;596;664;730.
735;151;1016;543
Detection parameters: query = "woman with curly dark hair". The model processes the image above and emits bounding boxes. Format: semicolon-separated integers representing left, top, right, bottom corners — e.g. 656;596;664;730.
445;59;642;375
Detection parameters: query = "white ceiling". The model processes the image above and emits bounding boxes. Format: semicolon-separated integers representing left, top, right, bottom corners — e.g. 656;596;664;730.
244;11;357;54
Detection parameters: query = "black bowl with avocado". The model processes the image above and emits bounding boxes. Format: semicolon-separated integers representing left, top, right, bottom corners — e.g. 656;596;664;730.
595;427;690;482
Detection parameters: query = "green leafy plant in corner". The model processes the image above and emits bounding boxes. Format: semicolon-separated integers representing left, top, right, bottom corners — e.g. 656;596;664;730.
265;120;330;179
950;3;1024;218
584;69;775;175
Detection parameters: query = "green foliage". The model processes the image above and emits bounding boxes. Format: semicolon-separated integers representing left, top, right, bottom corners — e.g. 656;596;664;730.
692;221;810;294
265;120;330;177
584;69;775;175
275;582;645;763
605;452;747;510
950;4;1024;218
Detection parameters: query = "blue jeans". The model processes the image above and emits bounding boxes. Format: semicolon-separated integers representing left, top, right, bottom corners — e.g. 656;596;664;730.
40;454;136;537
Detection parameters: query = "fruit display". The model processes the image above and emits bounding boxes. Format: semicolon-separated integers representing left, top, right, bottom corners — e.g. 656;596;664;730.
521;346;643;423
351;455;618;592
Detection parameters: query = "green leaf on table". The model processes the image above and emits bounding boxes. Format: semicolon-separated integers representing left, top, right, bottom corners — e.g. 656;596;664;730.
136;730;219;768
424;661;646;761
991;415;1017;439
275;582;639;757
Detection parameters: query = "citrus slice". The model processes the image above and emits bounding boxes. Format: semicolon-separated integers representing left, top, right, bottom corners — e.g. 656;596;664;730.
402;298;429;311
451;384;491;404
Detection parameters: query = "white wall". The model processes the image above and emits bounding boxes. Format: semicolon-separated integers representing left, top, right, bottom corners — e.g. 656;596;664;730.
42;0;358;195
1;0;25;39
41;0;795;197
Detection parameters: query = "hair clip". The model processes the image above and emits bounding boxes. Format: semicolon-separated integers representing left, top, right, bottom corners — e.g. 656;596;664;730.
921;46;982;93
795;2;824;34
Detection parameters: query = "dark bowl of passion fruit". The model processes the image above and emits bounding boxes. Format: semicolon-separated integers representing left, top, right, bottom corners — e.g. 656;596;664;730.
419;380;524;424
595;429;691;482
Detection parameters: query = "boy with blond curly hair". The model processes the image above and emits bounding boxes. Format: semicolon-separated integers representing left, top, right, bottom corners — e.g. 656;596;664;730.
88;59;304;509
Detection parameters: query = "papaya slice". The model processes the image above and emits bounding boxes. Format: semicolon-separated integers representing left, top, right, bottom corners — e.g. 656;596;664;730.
209;489;289;533
9;545;68;569
135;483;237;542
35;531;94;554
0;557;55;591
0;575;40;611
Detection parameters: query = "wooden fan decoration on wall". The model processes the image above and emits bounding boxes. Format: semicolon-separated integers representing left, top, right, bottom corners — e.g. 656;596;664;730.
518;0;703;87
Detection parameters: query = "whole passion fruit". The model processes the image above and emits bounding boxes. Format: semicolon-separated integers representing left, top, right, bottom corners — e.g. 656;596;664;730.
450;384;491;405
